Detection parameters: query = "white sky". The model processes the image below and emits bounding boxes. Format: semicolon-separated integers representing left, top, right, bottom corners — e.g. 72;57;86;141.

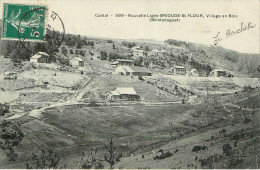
1;0;259;54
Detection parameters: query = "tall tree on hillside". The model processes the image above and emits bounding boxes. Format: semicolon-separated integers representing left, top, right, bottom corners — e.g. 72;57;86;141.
61;46;68;56
10;49;20;63
145;45;149;51
104;137;122;169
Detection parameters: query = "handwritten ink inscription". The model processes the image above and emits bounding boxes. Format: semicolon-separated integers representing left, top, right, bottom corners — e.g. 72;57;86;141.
213;21;256;46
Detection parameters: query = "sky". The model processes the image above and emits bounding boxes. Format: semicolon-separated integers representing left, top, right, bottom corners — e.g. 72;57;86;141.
1;0;259;54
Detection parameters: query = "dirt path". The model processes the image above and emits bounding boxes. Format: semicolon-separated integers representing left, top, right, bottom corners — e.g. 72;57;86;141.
6;109;27;120
68;76;95;102
6;76;95;120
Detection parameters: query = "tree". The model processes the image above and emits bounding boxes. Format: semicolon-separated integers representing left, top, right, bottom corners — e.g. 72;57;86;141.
76;41;84;49
100;51;108;60
0;120;24;161
257;65;260;72
0;103;10;117
75;49;79;55
79;50;86;57
144;45;149;51
61;46;68;56
104;137;122;169
34;43;46;53
107;39;113;43
134;57;143;66
10;49;20;63
222;143;232;156
24;148;65;169
79;148;104;169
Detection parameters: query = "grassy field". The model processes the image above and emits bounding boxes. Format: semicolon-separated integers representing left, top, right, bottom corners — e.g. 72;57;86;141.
0;103;194;168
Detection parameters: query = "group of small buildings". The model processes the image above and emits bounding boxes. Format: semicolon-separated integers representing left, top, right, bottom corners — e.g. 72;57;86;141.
149;49;166;56
131;46;167;58
110;58;152;77
115;65;152;76
28;51;234;103
167;66;234;77
30;52;85;67
111;59;135;68
132;46;144;58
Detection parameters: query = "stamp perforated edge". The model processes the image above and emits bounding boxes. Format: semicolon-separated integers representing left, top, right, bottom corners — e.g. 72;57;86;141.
1;1;49;42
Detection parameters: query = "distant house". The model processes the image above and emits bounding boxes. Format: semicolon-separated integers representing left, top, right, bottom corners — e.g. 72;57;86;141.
70;57;84;67
116;59;134;66
109;87;140;101
172;66;186;75
30;52;49;63
115;66;132;75
115;66;152;76
160;50;166;55
151;49;161;56
131;46;141;51
133;49;144;57
209;69;234;77
130;66;152;76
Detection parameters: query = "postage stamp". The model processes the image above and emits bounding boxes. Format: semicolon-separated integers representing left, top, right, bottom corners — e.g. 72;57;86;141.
1;3;47;41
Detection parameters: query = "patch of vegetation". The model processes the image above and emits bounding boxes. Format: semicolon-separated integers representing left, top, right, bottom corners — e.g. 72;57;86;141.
24;147;66;169
79;148;104;169
0;120;24;161
153;149;173;160
0;103;9;117
192;144;207;153
222;143;232;156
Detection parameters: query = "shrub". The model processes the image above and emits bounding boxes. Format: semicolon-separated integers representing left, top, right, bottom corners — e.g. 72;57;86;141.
219;129;226;133
192;145;207;153
153;149;173;160
24;148;64;169
138;76;144;81
222;143;232;156
243;117;251;123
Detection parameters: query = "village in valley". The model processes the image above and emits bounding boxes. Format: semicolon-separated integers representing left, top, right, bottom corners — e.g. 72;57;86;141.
0;31;260;168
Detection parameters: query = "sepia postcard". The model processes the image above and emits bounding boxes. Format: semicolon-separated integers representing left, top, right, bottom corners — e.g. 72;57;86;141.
0;0;259;169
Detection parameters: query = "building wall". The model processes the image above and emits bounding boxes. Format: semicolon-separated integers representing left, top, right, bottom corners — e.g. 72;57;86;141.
79;61;84;66
70;60;84;67
111;94;140;100
174;68;186;75
30;56;48;63
118;61;134;66
30;58;38;63
132;72;152;76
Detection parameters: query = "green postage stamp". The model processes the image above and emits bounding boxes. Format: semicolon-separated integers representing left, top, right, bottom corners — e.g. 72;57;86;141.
1;3;47;41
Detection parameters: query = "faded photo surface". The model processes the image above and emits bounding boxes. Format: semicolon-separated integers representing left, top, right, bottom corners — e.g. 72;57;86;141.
0;0;259;169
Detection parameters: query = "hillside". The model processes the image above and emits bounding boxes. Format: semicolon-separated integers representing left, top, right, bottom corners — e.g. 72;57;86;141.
0;18;259;169
1;18;259;78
